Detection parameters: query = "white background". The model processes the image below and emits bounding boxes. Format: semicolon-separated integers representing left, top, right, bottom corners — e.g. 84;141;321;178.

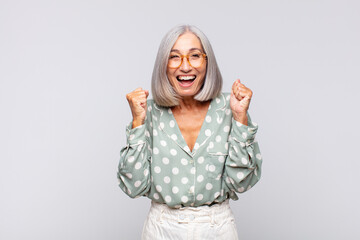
1;0;360;239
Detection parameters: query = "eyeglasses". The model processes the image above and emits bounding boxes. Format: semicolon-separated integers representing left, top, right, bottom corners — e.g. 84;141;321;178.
168;51;207;68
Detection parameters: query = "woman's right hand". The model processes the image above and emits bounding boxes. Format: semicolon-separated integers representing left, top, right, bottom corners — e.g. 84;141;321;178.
126;88;149;128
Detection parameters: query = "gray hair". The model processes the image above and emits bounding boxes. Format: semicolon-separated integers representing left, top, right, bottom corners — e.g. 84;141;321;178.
151;25;223;107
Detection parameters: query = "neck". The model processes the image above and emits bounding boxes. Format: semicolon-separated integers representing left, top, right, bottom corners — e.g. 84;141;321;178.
173;96;210;112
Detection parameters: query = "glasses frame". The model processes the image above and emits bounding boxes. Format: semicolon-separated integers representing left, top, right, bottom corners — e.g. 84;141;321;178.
167;52;207;69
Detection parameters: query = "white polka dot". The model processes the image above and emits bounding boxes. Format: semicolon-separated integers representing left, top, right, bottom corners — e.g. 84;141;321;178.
153;193;159;199
189;186;195;193
197;175;204;182
254;168;258;176
230;178;235;185
169;120;175;128
181;177;189;184
134;181;141;187
221;189;224;196
226;94;230;101
125;173;132;179
153;129;158;136
226;177;231;184
181;158;188;165
154;166;161;173
214;192;220;198
127;156;135;163
135;162;141;169
145;130;150;137
194;143;200;150
172;167;179;175
153;116;158;121
196;194;203;201
205;129;211;136
160;122;165;129
237;187;245;193
129;134;135;140
164;176;171;184
153;147;159;155
147;106;152;112
217;117;223;124
165;196;172;203
181;196;188;203
170;149;177;156
170;187;178;195
190;167;196;174
225;109;231;115
160;140;167;146
215;174;222;180
236;121;243;127
162;157;169;165
225;143;229;150
197;157;204;164
242;132;248;139
137;145;143;152
205;116;212;123
171;134;178;140
223;126;230;132
144;169;149;176
206;183;213;190
216;98;220;103
218;156;225;163
215;135;221;142
156;185;162;192
208;165;216;172
240;142;245;147
127;188;131;195
237;172;245;180
247;185;252;191
256;153;262;160
241;157;248;165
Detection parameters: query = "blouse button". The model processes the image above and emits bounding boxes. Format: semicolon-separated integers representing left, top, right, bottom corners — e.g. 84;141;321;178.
189;160;194;164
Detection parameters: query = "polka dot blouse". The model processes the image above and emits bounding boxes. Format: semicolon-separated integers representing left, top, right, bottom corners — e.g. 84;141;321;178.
117;93;262;208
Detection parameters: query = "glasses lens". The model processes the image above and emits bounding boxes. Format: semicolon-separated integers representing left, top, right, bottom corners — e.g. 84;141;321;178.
168;54;182;68
189;52;204;68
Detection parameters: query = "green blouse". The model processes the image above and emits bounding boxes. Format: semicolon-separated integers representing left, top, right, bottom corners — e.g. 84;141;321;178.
117;93;262;208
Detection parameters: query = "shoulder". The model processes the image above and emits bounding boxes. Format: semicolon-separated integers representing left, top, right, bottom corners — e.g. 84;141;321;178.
211;92;231;108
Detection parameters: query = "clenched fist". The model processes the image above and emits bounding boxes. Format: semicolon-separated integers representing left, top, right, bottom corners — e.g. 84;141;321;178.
230;79;253;126
126;88;149;128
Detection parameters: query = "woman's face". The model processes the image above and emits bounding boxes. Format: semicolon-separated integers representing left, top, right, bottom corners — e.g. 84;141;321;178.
166;32;207;99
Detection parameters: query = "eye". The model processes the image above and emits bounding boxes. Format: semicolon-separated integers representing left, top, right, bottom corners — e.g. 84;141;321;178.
190;53;201;58
169;55;181;60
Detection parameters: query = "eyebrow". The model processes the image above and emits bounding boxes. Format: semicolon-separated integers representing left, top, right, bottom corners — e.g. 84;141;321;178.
170;48;203;53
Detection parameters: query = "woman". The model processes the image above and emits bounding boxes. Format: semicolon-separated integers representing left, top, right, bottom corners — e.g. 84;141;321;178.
117;25;262;240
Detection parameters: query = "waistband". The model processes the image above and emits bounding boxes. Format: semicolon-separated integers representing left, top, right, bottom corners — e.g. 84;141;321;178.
149;200;233;225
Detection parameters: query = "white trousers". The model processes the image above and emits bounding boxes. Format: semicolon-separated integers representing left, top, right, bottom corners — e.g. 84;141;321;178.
141;200;239;240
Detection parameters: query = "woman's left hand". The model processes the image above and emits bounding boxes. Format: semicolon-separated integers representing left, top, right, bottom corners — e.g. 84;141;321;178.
230;79;253;126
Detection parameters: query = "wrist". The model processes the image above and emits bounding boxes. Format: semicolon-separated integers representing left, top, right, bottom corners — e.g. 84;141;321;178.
233;113;248;126
132;118;144;128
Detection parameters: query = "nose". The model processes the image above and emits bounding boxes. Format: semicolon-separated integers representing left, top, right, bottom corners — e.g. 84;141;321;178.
179;57;192;72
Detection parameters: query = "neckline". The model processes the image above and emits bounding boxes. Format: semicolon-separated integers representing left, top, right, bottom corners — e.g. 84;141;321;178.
169;99;214;154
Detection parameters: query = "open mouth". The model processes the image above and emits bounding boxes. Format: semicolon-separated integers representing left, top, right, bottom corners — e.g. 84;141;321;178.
176;75;196;85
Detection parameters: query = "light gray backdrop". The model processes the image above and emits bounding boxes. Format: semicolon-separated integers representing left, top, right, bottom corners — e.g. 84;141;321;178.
1;0;359;239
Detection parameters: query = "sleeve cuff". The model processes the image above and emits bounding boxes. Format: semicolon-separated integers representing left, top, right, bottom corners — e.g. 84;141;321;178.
230;118;258;144
126;121;146;145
